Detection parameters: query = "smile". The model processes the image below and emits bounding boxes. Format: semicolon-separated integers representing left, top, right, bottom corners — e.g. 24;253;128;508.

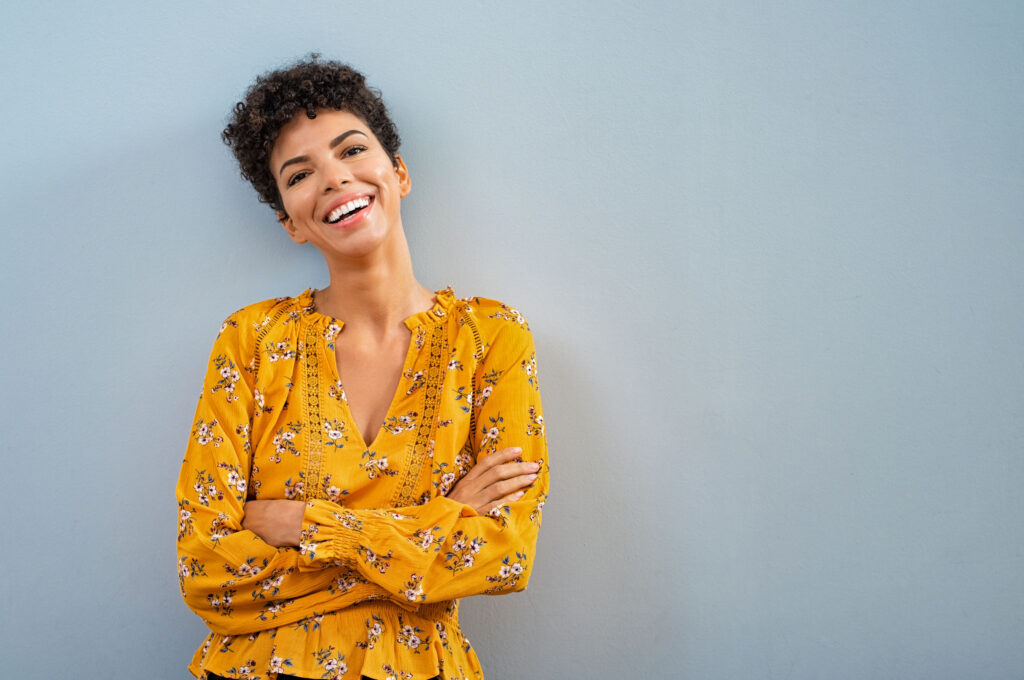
325;196;373;224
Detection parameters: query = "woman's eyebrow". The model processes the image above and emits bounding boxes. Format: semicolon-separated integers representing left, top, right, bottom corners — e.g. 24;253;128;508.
329;129;367;149
277;130;369;177
278;155;309;177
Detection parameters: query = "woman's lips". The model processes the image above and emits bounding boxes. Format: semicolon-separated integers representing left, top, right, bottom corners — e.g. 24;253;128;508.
324;195;374;227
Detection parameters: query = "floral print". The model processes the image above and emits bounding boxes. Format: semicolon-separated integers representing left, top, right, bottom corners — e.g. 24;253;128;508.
381;664;414;680
313;646;348;679
319;473;348;503
383;411;418;435
192;470;224;506
357;546;393;574
322;418;348;448
484;553;528;594
360;449;397;479
520;352;540;390
193;418;224;448
526;406;544;437
396;615;430;651
403;368;426;395
408;525;445;553
479;413;505;454
210;355;243;402
486;303;526;326
357;614;386;650
323;322;342;347
402;574;426;603
328;380;347;404
265;340;297;363
177;289;548;680
177;500;194;540
283;475;305;500
444;531;486;574
270;422;302;461
257;598;295;622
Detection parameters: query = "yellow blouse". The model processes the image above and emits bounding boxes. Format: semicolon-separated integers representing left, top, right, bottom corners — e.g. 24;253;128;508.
176;288;548;680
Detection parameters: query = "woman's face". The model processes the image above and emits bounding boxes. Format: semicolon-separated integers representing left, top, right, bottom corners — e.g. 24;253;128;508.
269;109;410;260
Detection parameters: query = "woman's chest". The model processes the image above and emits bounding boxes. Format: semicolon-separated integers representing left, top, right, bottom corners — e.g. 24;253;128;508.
246;321;478;509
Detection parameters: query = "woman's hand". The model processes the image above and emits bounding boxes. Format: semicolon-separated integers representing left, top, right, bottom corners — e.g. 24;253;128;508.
447;447;541;515
242;499;305;547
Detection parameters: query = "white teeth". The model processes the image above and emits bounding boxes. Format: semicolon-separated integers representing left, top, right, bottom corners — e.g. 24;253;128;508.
327;197;371;223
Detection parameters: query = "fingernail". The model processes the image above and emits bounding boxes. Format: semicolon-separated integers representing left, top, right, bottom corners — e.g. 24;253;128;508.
527;473;538;482
531;462;541;471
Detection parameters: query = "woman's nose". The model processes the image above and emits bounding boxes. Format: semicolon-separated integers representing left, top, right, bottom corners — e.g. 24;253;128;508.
322;162;352;192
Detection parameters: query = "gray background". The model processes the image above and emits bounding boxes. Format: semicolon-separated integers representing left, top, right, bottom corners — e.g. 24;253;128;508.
1;1;1022;678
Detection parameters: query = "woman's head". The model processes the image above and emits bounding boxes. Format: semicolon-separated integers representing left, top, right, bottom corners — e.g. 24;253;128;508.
223;55;401;214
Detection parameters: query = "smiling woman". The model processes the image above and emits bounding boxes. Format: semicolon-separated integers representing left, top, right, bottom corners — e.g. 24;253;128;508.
271;110;412;268
176;56;549;680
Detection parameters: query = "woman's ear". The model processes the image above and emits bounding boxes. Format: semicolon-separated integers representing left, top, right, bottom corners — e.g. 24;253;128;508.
394;155;411;198
278;211;307;244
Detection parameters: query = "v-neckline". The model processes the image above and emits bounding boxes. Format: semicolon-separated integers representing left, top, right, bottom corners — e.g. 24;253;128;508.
301;286;456;451
326;333;418;450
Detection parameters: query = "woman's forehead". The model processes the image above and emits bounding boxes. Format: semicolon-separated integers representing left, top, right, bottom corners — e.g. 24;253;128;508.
271;109;372;160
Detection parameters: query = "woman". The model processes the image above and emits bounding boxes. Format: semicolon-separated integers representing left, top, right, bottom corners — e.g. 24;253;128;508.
176;57;549;680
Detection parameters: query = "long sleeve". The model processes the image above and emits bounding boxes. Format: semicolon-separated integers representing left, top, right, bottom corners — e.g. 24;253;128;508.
296;315;549;604
176;313;403;636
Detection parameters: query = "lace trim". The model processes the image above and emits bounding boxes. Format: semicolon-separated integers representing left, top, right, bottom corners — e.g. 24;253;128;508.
302;323;325;500
392;323;448;507
459;306;485;450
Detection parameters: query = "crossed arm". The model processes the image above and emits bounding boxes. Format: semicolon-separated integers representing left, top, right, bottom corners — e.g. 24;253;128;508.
243;447;540;546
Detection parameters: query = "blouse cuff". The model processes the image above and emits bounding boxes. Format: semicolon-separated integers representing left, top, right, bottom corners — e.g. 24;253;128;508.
298;498;362;567
444;495;480;518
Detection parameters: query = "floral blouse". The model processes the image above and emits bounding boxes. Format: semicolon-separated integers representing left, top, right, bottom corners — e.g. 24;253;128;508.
176;288;548;680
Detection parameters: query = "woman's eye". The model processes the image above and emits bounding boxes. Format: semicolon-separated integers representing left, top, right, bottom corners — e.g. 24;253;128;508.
287;171;309;186
343;145;367;157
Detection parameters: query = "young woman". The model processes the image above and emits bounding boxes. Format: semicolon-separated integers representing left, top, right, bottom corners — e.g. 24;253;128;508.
176;57;549;680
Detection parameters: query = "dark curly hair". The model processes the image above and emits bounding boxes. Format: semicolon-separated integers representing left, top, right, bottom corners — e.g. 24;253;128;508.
222;55;402;214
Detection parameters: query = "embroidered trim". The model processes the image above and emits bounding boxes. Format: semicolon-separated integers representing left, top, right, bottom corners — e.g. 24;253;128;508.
460;308;485;452
303;324;325;500
391;323;448;507
251;302;295;379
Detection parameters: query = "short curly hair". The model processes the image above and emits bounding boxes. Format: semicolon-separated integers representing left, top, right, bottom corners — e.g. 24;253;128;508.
222;55;402;214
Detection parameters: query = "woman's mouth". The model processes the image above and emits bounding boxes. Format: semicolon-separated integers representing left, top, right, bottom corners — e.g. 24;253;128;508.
325;196;373;224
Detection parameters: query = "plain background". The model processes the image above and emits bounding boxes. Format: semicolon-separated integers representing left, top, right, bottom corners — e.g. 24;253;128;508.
1;1;1022;678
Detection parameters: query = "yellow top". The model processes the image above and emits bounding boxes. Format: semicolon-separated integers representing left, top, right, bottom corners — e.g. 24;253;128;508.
176;288;548;680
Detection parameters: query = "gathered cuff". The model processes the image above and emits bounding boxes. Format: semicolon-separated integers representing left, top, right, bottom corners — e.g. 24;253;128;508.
298;498;363;568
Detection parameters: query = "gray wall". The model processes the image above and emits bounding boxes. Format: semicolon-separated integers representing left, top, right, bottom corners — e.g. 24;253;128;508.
2;1;1022;678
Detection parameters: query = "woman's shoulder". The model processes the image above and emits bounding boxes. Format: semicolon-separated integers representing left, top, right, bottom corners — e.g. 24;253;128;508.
455;294;532;331
213;291;308;343
453;294;536;361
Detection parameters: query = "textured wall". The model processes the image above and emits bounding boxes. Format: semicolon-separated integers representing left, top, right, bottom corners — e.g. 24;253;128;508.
1;1;1022;678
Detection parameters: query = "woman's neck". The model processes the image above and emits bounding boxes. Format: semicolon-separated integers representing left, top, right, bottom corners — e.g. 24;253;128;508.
315;233;434;334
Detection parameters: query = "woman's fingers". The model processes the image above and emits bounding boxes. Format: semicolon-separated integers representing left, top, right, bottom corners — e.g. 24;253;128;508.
467;459;539;502
474;460;538;490
470;469;537;511
481;489;528;516
472;448;538;484
446;447;541;514
474;447;524;471
488;471;538;499
450;447;517;486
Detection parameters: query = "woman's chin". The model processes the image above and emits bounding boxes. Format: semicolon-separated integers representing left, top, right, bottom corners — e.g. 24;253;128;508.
314;228;395;262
